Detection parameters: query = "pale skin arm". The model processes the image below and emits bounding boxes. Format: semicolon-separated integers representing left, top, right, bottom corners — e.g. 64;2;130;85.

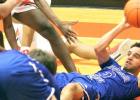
94;18;129;64
67;40;119;60
66;40;96;59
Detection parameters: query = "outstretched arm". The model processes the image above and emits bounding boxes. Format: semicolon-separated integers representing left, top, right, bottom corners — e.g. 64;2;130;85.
34;0;77;43
66;40;96;59
94;18;130;65
3;15;19;49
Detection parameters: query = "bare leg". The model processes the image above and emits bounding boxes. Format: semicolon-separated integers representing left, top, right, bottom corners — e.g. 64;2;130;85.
21;25;34;47
60;83;84;100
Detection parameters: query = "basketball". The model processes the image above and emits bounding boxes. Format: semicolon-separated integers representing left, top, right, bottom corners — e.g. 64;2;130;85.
124;0;140;27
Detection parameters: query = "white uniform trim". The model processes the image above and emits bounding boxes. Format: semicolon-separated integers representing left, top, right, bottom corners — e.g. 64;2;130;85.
12;0;51;14
46;88;55;100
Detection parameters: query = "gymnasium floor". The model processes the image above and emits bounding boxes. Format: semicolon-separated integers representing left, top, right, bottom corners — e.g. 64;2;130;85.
53;7;140;74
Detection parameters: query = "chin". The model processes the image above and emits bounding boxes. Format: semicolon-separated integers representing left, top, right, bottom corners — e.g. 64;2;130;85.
123;67;135;73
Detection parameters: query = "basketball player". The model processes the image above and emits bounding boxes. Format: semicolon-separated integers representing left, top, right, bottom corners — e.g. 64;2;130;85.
30;18;140;100
0;49;58;100
56;18;140;100
14;0;51;53
0;18;139;100
1;0;77;72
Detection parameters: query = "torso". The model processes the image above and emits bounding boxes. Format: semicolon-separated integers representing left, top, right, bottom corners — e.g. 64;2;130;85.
55;58;140;100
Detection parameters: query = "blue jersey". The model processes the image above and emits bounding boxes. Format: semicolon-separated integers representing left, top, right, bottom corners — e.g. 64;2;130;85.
55;58;140;100
0;50;55;100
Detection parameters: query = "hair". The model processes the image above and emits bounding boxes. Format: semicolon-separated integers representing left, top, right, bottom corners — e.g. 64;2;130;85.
131;42;140;48
0;0;5;3
29;49;57;75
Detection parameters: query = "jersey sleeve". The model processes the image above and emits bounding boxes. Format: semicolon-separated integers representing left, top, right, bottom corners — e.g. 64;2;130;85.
100;57;121;69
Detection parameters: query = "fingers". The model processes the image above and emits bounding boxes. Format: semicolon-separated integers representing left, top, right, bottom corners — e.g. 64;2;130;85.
69;28;79;35
64;35;78;45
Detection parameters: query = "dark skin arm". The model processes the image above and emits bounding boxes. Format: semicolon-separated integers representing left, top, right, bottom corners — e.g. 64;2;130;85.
34;0;78;43
3;14;19;49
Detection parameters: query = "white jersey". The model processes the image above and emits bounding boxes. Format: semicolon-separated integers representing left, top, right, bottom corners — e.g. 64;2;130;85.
12;0;51;14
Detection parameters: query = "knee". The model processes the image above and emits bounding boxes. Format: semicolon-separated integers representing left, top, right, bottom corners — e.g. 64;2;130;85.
61;83;84;99
65;83;82;91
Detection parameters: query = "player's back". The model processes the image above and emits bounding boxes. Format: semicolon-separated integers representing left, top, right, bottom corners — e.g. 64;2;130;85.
0;50;31;77
0;50;56;100
0;50;33;100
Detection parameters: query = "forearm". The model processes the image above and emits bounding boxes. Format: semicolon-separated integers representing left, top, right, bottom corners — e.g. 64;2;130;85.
69;43;96;59
94;19;128;64
95;21;126;52
0;0;22;18
3;16;19;49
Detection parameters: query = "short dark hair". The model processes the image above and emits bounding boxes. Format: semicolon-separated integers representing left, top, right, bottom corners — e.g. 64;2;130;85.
131;42;140;48
29;49;57;75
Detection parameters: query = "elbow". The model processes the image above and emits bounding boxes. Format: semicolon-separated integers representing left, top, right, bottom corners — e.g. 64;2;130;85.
94;45;101;54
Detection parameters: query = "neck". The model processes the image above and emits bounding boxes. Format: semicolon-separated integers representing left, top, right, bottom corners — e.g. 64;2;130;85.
124;68;139;76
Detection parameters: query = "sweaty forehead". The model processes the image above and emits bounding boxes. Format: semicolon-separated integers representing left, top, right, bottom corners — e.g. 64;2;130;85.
129;47;140;55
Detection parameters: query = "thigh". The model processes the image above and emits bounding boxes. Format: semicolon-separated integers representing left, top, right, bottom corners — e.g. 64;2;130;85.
13;9;51;33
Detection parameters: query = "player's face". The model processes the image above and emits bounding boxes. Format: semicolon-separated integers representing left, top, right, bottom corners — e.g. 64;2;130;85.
124;47;140;73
